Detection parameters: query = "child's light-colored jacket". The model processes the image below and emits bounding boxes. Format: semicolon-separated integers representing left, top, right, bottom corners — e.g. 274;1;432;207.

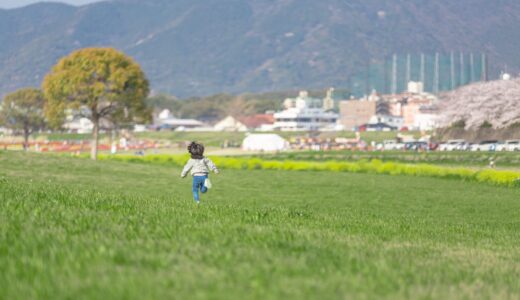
181;157;219;177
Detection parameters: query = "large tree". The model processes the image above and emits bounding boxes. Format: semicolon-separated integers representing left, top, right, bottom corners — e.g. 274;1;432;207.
0;88;46;151
43;48;150;160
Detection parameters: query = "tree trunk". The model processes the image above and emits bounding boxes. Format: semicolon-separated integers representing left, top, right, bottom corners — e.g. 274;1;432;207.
91;120;99;160
23;129;29;152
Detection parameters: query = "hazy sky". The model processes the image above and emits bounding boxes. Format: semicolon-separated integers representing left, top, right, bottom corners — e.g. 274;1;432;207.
0;0;104;9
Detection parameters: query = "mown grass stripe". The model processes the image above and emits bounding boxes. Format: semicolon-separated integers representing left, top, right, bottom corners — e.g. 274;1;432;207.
88;154;520;188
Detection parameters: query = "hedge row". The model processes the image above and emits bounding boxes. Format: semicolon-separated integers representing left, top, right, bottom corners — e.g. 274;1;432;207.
94;154;520;188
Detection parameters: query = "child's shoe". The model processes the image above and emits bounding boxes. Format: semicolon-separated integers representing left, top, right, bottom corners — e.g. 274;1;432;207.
204;178;212;189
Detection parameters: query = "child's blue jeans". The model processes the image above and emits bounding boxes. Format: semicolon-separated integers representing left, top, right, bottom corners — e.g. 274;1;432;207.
192;175;208;202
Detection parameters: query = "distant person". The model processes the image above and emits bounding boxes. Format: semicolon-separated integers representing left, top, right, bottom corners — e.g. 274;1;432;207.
181;141;219;204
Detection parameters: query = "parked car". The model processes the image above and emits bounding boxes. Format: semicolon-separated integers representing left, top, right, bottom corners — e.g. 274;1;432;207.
439;139;467;151
381;140;405;151
471;140;499;152
496;140;520;151
404;141;429;151
428;142;440;151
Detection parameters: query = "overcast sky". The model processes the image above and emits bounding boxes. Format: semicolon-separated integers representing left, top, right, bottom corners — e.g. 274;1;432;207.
0;0;104;9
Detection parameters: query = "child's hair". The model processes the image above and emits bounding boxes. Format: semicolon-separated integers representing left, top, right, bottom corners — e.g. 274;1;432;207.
188;141;205;159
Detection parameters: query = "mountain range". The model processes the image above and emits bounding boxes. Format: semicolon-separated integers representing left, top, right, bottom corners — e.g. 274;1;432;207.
1;0;520;98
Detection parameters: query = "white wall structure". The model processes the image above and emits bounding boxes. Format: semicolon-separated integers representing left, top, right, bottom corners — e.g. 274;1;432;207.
242;134;289;152
274;91;338;131
413;113;439;131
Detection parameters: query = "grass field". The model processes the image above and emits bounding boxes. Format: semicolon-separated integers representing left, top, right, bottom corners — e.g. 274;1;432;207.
1;151;520;299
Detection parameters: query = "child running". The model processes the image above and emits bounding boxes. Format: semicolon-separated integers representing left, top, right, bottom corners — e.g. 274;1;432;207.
181;142;219;204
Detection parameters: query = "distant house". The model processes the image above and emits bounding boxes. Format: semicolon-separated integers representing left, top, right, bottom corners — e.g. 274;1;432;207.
213;114;276;132
238;114;275;131
358;123;397;132
368;115;404;130
214;116;248;132
155;109;205;131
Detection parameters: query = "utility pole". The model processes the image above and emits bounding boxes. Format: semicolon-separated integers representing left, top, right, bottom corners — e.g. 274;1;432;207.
481;53;488;81
406;53;411;85
420;53;425;85
450;52;456;90
391;54;397;94
469;52;475;83
365;59;370;96
459;52;465;86
433;52;440;94
384;55;389;94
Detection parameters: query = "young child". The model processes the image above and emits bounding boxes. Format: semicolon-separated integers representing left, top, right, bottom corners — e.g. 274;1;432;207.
181;142;219;204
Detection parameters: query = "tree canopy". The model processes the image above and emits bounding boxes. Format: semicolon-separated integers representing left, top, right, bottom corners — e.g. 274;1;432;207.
0;88;46;150
42;47;151;159
440;78;520;129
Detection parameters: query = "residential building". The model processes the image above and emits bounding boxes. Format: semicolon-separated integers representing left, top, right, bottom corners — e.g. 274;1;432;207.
237;114;275;131
385;82;439;130
155;109;205;130
339;90;388;130
214;116;248;132
368;115;404;129
273;91;338;131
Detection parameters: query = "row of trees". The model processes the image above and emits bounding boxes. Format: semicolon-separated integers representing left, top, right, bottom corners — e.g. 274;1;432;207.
0;48;151;160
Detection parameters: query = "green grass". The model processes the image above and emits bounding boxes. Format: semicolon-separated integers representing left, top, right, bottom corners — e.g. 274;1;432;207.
1;151;520;299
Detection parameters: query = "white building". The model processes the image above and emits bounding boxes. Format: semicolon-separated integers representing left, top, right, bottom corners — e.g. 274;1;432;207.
413;113;439;131
156;109;205;130
273;91;339;131
368;115;404;129
242;134;289;152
